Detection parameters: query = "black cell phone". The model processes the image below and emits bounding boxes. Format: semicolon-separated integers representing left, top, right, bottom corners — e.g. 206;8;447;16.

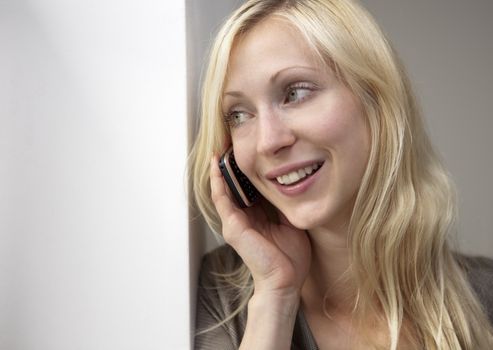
218;147;259;208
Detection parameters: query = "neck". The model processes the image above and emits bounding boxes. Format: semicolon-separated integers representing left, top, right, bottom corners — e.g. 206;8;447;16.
301;224;356;317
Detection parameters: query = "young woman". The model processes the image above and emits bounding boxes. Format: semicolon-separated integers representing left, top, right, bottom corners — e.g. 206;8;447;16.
189;0;493;349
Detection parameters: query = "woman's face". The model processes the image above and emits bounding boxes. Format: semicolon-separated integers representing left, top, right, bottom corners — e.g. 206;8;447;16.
222;16;370;231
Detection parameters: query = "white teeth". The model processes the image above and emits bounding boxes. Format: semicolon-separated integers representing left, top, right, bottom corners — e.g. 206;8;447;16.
275;163;321;185
289;172;300;183
282;174;290;184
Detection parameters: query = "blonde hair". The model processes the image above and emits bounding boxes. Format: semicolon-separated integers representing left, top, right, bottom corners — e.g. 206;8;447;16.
189;0;493;348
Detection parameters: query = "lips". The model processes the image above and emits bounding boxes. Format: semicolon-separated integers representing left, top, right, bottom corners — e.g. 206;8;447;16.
266;160;324;197
276;162;322;185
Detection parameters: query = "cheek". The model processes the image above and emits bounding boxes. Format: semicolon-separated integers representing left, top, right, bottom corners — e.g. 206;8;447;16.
323;94;368;148
310;97;370;179
232;137;257;178
332;119;371;190
300;89;363;143
307;109;362;148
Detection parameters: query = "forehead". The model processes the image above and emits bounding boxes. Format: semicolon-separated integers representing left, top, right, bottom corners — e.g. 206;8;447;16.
225;16;324;88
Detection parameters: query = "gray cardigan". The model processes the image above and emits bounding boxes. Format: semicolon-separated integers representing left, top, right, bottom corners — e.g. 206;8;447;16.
194;245;493;350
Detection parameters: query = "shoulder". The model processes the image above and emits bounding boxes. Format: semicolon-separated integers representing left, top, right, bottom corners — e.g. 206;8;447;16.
456;254;493;323
194;245;251;350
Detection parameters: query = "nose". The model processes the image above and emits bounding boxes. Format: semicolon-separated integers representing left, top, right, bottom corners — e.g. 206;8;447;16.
256;108;296;156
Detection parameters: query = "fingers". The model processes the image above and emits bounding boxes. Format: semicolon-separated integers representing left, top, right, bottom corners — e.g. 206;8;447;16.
209;154;250;242
209;155;309;291
210;155;266;259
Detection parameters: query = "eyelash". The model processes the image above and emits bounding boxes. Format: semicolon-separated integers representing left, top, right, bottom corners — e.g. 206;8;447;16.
224;81;317;128
283;82;316;105
223;110;250;129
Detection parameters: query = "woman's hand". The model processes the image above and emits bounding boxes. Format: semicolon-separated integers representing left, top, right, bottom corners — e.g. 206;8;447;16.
210;154;312;350
210;155;312;300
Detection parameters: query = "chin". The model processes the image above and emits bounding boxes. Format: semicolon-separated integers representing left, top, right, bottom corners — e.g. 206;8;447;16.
282;206;329;231
280;199;352;232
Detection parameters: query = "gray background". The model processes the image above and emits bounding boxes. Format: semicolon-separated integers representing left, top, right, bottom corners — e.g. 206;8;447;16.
362;0;493;257
188;0;493;260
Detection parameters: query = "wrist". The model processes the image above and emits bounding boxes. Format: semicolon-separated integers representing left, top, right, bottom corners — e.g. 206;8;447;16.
248;290;301;319
239;291;300;350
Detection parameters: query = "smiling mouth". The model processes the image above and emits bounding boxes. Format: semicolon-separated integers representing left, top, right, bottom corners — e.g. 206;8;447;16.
275;162;324;186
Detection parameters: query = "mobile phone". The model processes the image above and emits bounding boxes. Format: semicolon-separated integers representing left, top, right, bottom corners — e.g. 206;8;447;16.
218;147;259;208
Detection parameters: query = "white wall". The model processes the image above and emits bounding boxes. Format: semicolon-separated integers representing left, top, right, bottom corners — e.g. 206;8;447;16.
0;1;189;349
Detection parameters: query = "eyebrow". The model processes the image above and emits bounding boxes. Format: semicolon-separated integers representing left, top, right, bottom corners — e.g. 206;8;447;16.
223;91;245;98
223;65;319;97
270;65;318;83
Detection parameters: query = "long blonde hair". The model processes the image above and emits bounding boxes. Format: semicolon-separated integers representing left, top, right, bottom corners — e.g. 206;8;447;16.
189;0;493;348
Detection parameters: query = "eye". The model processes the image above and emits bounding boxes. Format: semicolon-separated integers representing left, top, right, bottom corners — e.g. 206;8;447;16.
284;83;315;104
224;110;252;128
